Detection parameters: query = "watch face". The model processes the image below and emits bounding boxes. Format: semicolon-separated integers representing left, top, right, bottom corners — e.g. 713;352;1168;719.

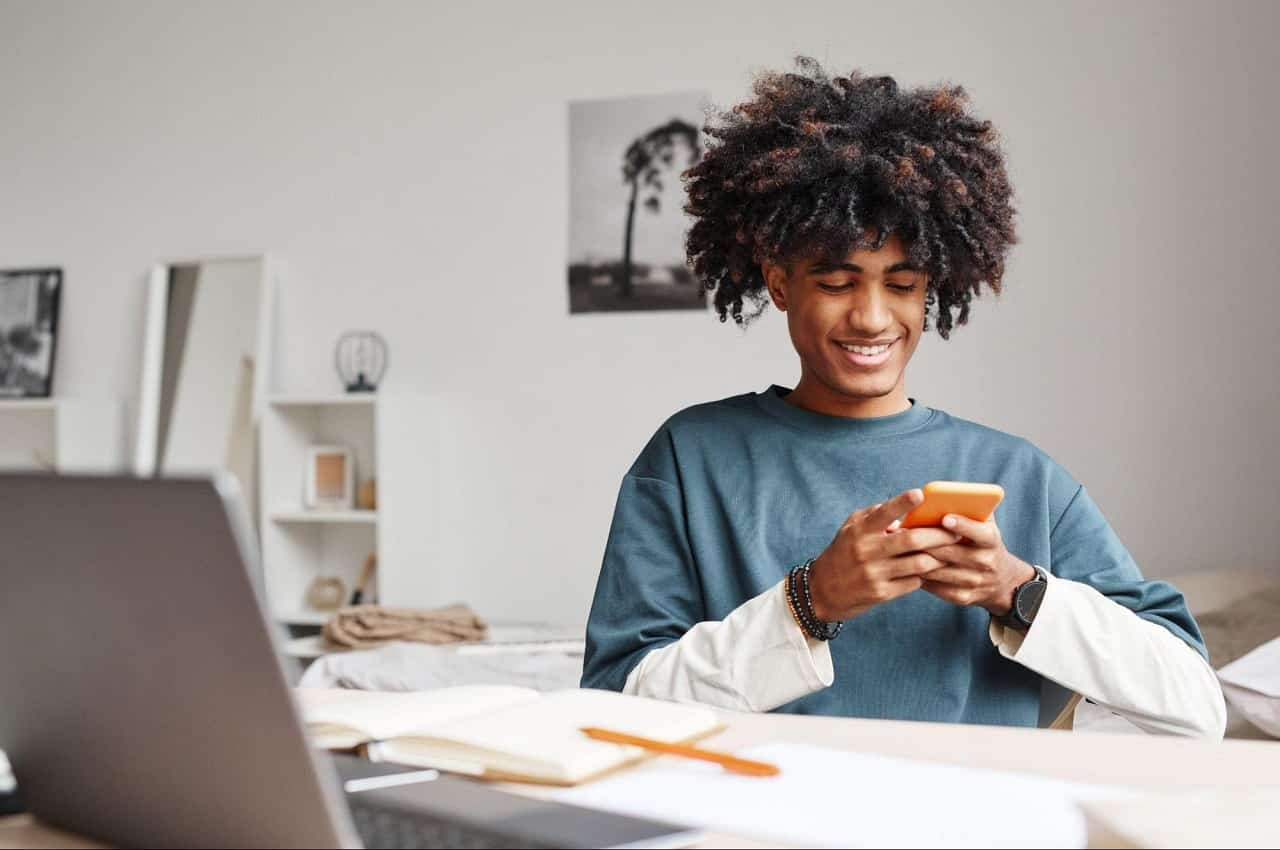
1016;580;1047;623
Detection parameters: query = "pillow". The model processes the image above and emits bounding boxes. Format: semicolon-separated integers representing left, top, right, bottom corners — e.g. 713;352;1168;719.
1194;584;1280;669
1217;636;1280;738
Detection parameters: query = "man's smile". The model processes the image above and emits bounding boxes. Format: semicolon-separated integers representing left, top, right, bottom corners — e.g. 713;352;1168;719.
834;337;898;368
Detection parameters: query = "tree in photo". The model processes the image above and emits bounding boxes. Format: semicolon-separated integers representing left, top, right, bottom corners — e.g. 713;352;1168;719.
619;119;700;297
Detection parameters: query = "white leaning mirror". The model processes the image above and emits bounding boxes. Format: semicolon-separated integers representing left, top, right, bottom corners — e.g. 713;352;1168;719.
134;256;273;524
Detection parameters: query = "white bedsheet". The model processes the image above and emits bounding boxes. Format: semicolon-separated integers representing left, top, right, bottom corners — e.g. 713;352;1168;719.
298;641;584;692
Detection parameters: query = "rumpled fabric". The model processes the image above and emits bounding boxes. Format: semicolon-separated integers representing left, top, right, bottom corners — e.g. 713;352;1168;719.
322;603;487;649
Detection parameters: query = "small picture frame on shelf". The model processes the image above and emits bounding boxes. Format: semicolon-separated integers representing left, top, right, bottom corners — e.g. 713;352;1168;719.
304;445;355;510
0;267;62;398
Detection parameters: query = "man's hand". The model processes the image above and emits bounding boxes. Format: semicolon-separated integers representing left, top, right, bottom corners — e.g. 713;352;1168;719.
914;514;1036;616
807;489;961;622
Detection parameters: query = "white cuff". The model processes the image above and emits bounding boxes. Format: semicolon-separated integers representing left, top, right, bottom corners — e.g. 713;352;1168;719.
990;570;1226;738
622;578;834;713
772;578;837;695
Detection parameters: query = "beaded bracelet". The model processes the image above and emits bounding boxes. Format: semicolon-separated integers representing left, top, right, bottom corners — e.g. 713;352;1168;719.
786;558;842;641
783;572;806;634
786;562;831;641
799;560;842;641
785;566;820;640
799;560;843;640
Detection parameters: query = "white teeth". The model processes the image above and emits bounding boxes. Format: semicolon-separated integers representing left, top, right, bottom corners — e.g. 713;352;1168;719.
840;342;892;355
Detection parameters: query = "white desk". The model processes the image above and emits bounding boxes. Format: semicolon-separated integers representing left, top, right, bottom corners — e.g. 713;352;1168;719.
3;712;1277;848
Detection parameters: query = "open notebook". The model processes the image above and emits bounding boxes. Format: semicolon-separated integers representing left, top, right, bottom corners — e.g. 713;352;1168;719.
295;686;723;786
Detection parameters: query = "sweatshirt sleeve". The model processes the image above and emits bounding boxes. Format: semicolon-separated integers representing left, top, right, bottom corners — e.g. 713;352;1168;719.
994;481;1225;738
581;466;832;710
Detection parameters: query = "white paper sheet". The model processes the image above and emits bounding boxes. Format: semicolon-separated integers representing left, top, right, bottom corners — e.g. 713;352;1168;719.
1217;637;1280;736
1218;636;1280;697
558;741;1133;849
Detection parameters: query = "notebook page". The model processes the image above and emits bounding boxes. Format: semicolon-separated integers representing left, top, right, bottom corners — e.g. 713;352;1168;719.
295;685;539;744
392;688;721;783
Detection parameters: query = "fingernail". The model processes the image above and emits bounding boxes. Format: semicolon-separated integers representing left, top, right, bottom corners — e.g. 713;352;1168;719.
942;516;956;529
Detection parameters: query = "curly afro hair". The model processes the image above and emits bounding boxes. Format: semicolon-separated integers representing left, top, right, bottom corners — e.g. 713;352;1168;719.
684;56;1018;338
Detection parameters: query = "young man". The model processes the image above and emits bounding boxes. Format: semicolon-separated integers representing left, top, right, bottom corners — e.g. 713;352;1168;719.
580;58;1225;737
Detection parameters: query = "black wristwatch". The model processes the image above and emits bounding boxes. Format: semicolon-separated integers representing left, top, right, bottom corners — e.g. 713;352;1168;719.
997;565;1048;632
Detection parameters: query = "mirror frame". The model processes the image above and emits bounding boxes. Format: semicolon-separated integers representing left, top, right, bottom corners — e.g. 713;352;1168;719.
134;254;276;477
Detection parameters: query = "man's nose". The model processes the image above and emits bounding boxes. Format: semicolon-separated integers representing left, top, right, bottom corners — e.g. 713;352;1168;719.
847;286;892;333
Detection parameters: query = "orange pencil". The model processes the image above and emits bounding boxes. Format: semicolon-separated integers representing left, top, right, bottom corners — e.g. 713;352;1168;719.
581;727;780;777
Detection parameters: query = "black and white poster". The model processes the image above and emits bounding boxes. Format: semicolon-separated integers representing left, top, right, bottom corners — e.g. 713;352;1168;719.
568;92;708;314
0;268;61;398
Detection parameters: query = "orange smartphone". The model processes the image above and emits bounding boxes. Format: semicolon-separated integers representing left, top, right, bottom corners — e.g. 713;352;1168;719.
899;481;1004;529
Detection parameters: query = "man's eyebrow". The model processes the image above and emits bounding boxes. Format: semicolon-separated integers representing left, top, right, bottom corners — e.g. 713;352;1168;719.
807;261;922;274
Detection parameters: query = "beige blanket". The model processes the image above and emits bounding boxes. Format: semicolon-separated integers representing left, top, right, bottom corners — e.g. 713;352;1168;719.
322;604;488;649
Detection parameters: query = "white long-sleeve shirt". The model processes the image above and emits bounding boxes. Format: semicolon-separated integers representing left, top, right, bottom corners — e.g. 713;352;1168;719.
622;570;1226;738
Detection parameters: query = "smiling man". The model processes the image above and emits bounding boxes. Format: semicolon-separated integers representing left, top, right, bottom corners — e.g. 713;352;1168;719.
580;58;1226;737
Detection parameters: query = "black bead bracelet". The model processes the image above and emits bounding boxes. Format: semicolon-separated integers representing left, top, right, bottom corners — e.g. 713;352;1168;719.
786;558;842;641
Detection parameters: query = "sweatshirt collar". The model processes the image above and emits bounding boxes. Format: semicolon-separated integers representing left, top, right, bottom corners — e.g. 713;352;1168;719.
755;384;935;437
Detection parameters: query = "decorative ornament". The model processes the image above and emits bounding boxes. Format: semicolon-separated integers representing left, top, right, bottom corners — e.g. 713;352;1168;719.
357;478;377;511
349;553;378;605
334;331;388;393
306;576;347;611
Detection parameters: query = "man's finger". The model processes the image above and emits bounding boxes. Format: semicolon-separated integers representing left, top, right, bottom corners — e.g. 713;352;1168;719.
883;574;926;599
916;543;981;565
921;580;980;605
941;514;998;547
862;488;924;533
880;527;960;557
882;551;947;579
917;567;984;587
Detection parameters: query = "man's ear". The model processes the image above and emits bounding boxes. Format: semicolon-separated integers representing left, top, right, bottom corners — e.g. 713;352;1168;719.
762;261;788;312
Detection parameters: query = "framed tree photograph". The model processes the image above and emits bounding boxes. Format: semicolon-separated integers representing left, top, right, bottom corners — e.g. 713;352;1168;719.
0;268;62;398
568;91;708;314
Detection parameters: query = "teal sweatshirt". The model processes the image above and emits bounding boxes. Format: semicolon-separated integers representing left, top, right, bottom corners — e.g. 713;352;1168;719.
581;385;1207;726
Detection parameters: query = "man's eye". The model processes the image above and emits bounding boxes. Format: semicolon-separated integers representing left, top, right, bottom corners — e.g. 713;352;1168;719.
887;283;917;293
817;282;851;293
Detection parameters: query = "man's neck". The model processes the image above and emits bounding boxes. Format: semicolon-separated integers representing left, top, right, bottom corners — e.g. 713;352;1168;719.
784;375;911;419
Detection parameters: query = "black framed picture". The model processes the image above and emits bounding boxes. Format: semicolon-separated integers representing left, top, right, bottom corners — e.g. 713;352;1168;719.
568;92;709;314
0;268;62;398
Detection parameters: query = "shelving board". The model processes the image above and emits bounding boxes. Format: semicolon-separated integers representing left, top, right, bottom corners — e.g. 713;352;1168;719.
278;610;337;627
270;509;378;525
0;399;59;411
268;395;377;408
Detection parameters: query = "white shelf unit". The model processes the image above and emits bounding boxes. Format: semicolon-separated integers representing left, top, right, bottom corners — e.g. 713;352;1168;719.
258;392;436;627
0;398;125;473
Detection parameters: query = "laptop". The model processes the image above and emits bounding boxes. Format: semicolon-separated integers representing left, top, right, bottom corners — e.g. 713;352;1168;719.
0;473;700;849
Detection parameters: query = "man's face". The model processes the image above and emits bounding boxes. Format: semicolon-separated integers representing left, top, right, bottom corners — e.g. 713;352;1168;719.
763;232;928;405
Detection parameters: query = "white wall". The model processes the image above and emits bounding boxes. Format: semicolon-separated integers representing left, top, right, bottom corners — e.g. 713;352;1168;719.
2;0;1278;624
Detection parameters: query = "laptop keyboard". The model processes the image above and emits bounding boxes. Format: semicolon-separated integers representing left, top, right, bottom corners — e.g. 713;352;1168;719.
349;800;554;850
